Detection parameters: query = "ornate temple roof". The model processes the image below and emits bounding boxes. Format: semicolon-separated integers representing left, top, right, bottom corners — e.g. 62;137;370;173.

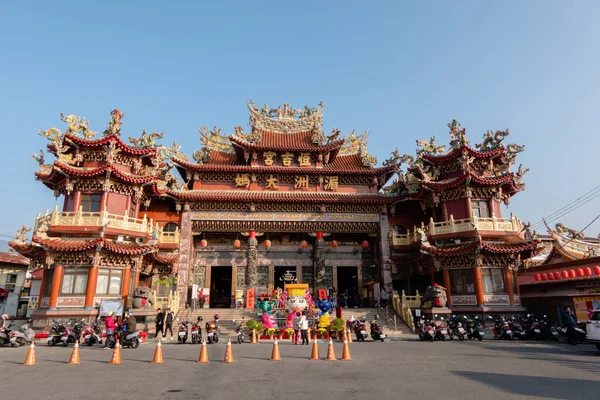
541;222;600;263
420;239;542;258
0;252;29;266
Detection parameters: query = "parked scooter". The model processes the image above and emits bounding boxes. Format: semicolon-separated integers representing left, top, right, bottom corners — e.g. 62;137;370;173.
491;317;513;340
523;314;542;340
118;325;141;348
465;316;485;341
235;318;246;344
434;317;450;341
83;318;103;346
370;320;386;342
61;319;84;347
178;319;190;344
9;318;35;347
206;320;219;344
540;316;560;342
509;317;527;340
191;316;202;344
0;321;15;347
448;315;467;341
47;319;66;346
354;317;368;342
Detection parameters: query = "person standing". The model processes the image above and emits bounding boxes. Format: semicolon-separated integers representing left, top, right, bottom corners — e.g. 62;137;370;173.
103;311;116;350
564;306;577;345
292;312;301;345
300;311;309;345
155;308;165;339
165;308;174;340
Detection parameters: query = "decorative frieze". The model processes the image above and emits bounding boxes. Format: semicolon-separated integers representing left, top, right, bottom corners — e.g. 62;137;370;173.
192;220;380;233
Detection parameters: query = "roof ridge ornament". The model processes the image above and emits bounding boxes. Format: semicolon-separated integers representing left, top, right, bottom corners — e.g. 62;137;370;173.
193;125;234;164
448;119;469;149
104;109;124;137
60;113;97;139
128;129;164;148
246;100;324;134
416;136;446;155
476;129;509;150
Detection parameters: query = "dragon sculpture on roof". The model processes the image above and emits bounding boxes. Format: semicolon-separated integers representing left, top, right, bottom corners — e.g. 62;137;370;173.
60;113;98;139
128;129;165;148
476;129;509;150
416;136;446;155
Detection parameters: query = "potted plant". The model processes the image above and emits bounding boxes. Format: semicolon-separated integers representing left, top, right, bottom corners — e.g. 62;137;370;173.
318;327;328;339
246;320;264;341
265;327;276;339
330;318;346;341
286;327;294;340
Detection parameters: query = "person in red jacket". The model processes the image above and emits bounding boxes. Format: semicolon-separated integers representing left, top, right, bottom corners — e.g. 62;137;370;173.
104;312;117;350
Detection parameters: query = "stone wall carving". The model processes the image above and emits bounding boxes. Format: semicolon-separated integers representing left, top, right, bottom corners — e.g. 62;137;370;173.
246;237;258;287
175;209;193;305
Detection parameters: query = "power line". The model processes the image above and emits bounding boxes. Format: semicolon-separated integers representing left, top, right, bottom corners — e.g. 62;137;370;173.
531;184;600;230
538;191;600;229
551;213;600;254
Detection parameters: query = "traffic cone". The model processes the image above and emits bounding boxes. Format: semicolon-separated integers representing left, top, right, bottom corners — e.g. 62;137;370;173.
109;339;122;365
325;338;336;361
347;329;353;343
310;337;320;360
307;329;312;342
23;341;35;366
223;338;235;363
341;339;352;361
68;340;81;365
250;329;258;344
197;341;209;363
270;339;281;361
151;338;164;364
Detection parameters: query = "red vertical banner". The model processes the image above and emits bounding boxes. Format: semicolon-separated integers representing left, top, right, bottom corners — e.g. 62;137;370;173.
318;289;328;301
246;288;255;309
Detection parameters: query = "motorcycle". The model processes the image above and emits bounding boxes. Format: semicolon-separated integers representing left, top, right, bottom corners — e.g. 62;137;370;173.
354;319;368;342
509;317;527;340
61;319;84;347
10;319;35;347
434;317;450;341
118;325;141;348
206;320;219;344
191;321;202;344
47;319;66;346
465;316;485;341
83;318;103;346
540;316;560;342
561;323;587;344
233;319;245;344
370;321;386;342
0;322;15;346
491;317;513;340
523;314;542;340
448;315;467;341
178;320;189;344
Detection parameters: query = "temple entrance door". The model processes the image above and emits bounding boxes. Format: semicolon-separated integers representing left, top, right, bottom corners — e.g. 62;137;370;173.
336;266;359;307
210;266;232;308
274;267;297;291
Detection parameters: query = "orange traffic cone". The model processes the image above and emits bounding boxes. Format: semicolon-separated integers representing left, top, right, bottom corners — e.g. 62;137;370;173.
250;329;258;344
310;337;320;360
23;341;35;366
270;339;281;361
197;341;209;363
68;340;81;364
151;338;164;364
223;338;235;363
109;339;122;365
307;329;312;342
347;329;353;343
341;339;352;361
325;338;336;361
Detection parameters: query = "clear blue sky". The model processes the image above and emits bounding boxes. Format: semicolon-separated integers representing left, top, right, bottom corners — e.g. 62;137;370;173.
1;1;599;240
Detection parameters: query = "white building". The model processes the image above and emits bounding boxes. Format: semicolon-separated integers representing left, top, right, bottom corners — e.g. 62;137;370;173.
0;252;30;317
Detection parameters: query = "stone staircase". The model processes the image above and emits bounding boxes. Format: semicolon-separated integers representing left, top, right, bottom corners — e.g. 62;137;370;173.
339;307;410;335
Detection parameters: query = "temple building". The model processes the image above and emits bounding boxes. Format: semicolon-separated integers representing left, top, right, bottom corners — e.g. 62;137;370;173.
517;224;600;323
10;103;540;326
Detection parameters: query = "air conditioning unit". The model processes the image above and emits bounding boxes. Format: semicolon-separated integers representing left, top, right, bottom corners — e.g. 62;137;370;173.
454;239;461;245
116;235;125;243
435;239;443;246
135;237;147;245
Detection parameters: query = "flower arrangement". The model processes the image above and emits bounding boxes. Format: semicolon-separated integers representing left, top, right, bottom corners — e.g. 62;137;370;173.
246;319;264;335
318;327;328;335
265;328;276;337
331;318;345;332
286;328;294;336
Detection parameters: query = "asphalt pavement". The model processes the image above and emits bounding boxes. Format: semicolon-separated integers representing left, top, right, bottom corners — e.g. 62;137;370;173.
1;336;599;400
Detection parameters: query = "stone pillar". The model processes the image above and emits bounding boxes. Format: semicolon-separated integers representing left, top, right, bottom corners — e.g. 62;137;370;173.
121;267;132;306
84;265;99;310
473;267;484;306
504;266;515;305
443;269;452;307
313;232;325;287
379;213;393;293
268;266;274;292
174;207;193;306
246;230;258;288
48;265;64;310
296;265;302;283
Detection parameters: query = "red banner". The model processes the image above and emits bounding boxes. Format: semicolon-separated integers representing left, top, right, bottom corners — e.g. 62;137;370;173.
246;288;255;309
318;289;328;300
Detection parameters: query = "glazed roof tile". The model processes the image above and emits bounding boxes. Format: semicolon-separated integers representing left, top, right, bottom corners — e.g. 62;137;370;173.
0;252;29;266
229;130;344;152
64;132;157;156
36;163;157;185
421;240;541;257
420;145;506;164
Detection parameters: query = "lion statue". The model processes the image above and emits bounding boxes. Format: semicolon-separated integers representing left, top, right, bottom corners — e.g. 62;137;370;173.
421;284;448;308
132;285;155;309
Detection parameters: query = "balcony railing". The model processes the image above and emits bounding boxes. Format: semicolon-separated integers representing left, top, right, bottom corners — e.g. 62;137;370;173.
157;228;180;244
425;214;524;236
35;206;153;234
389;227;422;246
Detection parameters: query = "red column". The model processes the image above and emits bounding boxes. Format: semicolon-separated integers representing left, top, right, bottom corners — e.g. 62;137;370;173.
73;191;82;211
465;196;473;218
441;202;449;221
316;231;323;239
250;230;256;239
443;269;452;307
38;268;47;308
473;267;484;306
504;266;515;305
121;268;131;305
487;199;495;217
134;270;140;288
84;266;99;310
100;192;108;212
48;265;64;310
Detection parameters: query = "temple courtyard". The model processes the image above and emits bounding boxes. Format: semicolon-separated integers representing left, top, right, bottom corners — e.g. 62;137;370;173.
1;338;598;399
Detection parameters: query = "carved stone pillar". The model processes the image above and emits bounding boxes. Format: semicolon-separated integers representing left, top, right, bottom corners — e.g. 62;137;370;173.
313;232;326;287
246;230;258;288
379;214;393;293
174;207;193;306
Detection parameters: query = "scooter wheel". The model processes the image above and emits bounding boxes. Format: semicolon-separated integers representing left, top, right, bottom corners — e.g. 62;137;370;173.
131;340;139;349
381;338;385;342
11;342;21;347
459;335;464;341
508;336;513;341
62;340;69;347
86;341;93;346
552;336;559;342
192;337;196;344
478;337;483;342
429;336;434;342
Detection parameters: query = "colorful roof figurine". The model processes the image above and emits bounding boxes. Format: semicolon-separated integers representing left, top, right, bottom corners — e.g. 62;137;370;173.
543;222;600;262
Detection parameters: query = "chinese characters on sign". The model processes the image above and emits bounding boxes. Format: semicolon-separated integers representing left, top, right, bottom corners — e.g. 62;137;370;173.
324;176;339;191
266;174;279;190
294;175;309;189
263;151;276;166
298;152;311;166
235;174;251;188
281;152;294;166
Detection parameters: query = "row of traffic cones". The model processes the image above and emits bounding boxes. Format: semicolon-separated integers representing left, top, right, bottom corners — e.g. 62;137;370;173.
22;333;352;366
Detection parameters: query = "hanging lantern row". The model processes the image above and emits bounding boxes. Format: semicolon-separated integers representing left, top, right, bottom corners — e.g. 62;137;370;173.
534;265;600;282
200;239;208;247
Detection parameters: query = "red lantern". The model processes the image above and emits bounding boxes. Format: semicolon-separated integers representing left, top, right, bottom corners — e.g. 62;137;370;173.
548;273;554;281
331;240;338;248
264;240;271;248
561;270;569;279
577;268;584;278
569;269;576;279
541;273;547;281
553;272;561;280
594;265;600;276
362;240;369;249
200;239;207;247
301;240;308;248
535;273;541;282
584;267;592;277
233;239;241;248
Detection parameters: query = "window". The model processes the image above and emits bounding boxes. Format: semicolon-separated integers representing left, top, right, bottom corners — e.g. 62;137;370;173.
4;274;18;292
60;268;88;294
81;194;102;212
471;200;490;218
450;269;475;295
44;268;54;296
163;222;179;233
96;268;122;295
129;201;137;218
482;268;506;293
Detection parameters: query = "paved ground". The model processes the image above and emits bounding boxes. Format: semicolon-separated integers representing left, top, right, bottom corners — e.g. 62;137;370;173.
1;336;599;400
